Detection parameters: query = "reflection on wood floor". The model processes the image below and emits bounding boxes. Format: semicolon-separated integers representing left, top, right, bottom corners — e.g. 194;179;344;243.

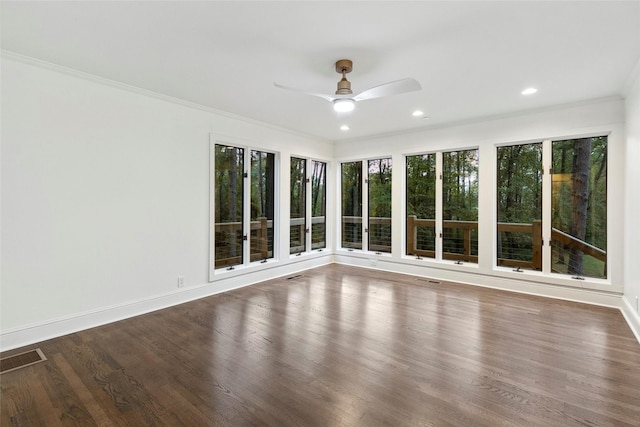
2;264;639;426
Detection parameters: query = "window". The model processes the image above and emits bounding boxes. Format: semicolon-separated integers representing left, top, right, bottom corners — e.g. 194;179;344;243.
212;143;276;271
250;151;275;262
406;153;437;258
290;157;328;255
340;158;392;253
213;144;245;269
442;149;479;263
341;161;363;249
290;157;306;254
311;160;327;250
551;136;607;279
496;143;542;271
368;158;392;253
494;136;607;280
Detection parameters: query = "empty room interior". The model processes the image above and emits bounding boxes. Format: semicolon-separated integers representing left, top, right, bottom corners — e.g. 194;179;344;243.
2;1;640;426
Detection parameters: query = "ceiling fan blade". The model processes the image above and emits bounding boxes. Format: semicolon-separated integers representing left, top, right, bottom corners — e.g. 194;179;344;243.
353;78;421;101
273;82;336;102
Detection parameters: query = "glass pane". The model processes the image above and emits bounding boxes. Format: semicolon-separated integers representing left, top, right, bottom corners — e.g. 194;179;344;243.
214;144;244;269
341;161;362;249
442;149;479;263
406;154;436;258
250;150;275;262
290;157;306;254
311;160;327;250
368;158;392;253
551;136;607;279
496;143;542;270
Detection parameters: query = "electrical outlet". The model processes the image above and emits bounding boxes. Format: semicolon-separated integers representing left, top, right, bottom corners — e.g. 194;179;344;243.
636;296;639;313
369;258;377;267
178;276;185;288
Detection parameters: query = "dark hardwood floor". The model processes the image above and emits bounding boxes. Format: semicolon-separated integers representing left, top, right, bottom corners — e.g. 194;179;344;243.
2;264;639;426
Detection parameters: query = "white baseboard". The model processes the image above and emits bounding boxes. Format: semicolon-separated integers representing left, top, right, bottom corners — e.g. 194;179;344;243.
334;254;623;308
621;295;640;344
0;255;331;352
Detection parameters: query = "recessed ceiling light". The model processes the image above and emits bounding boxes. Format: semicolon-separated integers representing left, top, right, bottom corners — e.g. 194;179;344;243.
340;125;350;131
522;87;538;95
412;110;424;117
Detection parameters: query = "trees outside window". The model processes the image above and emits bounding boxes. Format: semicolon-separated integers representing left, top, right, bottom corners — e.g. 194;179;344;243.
290;157;307;254
291;157;328;254
406;154;436;258
496;143;542;270
551;136;607;279
340;159;391;252
368;158;392;253
341;161;363;249
214;144;245;269
442;149;479;263
311;160;327;250
250;151;275;261
213;144;276;270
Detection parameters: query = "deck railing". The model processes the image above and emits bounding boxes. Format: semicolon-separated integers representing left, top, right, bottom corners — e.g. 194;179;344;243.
215;216;326;267
216;216;606;274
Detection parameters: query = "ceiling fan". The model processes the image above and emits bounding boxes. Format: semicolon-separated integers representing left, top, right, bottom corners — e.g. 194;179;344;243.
274;59;421;113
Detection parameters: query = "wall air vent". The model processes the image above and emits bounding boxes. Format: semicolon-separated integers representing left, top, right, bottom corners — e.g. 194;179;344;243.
1;348;47;374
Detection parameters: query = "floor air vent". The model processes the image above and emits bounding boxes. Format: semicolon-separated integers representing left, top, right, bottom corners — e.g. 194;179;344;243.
416;278;441;284
1;348;47;374
287;274;303;280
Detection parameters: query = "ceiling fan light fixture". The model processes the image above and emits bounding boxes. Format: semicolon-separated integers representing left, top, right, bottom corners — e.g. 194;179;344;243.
333;98;355;112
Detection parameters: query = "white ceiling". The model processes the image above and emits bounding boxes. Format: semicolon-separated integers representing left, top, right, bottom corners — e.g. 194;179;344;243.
2;1;639;142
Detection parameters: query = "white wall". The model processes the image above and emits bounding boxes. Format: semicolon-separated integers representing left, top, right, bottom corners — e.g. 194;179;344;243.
1;54;334;350
622;65;640;341
334;97;627;307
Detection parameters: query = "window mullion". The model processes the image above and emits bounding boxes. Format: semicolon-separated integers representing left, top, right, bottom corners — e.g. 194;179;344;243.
435;151;443;261
362;161;369;252
541;139;552;274
305;161;312;252
243;148;251;266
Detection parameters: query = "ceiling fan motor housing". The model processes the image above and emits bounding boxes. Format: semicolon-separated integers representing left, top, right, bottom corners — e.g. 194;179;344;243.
335;59;353;95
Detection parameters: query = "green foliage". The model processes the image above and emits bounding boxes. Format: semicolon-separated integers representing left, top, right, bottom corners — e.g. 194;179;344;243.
406;154;436;219
311;160;327;248
550;136;607;278
441;150;479;259
311;160;326;217
496;143;542;264
341;161;363;247
497;143;542;223
290;157;306;219
442;149;478;221
552;137;607;250
368;158;392;218
341;161;362;216
251;151;275;221
214;144;244;223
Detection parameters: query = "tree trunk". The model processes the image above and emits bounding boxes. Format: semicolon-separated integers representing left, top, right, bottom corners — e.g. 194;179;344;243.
568;138;591;275
229;148;240;259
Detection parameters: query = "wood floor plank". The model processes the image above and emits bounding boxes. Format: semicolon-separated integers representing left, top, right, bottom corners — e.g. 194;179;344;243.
2;264;639;426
